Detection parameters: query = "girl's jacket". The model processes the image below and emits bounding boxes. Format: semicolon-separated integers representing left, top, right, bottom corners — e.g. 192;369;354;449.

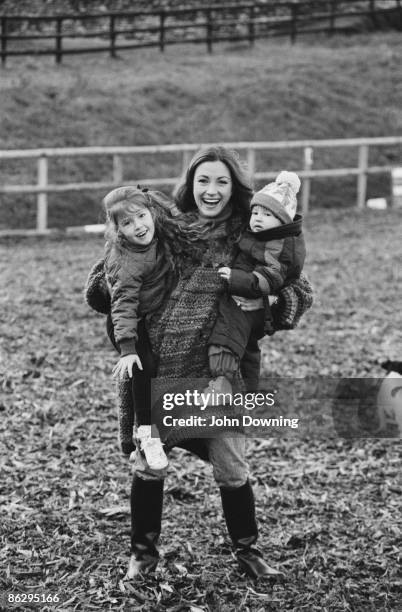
105;238;172;356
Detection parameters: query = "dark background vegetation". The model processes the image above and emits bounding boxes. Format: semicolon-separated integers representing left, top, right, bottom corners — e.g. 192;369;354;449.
1;11;402;612
1;32;401;230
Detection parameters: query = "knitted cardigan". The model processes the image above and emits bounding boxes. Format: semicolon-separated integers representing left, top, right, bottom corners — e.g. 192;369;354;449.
84;216;313;455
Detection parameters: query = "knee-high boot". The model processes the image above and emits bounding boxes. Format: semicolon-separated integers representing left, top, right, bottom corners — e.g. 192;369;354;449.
220;480;285;579
127;475;164;579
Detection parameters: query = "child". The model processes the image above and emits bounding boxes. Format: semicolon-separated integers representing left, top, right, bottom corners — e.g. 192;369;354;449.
103;186;192;469
204;171;306;403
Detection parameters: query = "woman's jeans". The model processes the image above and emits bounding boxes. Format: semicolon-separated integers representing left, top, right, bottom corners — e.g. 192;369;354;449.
132;435;249;489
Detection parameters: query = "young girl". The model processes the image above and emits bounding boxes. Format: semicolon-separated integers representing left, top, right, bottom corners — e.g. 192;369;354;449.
103;185;198;470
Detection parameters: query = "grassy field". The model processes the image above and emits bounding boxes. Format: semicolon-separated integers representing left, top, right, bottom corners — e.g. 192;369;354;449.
1;32;402;229
1;207;401;610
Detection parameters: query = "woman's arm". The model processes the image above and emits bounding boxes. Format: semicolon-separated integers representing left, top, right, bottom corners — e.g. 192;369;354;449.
271;274;314;329
84;259;111;314
236;274;313;329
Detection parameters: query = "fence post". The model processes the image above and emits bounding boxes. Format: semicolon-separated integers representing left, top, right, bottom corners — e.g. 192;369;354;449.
369;0;378;28
301;147;313;213
37;155;48;232
113;154;123;184
248;6;255;46
329;0;337;35
206;9;212;53
397;0;402;31
357;144;369;209
109;15;116;58
181;150;192;177
247;148;256;187
55;17;63;64
290;3;298;43
159;9;165;52
1;17;7;66
397;0;402;26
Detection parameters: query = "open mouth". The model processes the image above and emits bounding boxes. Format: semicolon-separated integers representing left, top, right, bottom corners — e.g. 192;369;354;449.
135;229;148;238
202;199;220;205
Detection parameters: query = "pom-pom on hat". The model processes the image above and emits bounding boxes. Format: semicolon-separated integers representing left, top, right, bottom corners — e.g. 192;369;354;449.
250;171;301;224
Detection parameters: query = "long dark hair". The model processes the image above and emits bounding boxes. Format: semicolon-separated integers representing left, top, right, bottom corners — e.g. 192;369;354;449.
174;146;253;223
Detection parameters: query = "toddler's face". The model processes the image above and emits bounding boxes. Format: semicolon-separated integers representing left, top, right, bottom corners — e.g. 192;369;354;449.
249;205;282;232
117;204;155;246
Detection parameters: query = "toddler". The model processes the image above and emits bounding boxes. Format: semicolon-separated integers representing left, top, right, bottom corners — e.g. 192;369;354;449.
204;171;306;403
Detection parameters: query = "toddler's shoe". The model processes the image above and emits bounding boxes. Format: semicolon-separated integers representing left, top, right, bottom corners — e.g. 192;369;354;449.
136;425;169;470
202;375;233;407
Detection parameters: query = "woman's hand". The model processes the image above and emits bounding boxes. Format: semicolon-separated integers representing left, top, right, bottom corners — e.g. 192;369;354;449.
232;295;264;311
218;266;232;281
112;354;143;379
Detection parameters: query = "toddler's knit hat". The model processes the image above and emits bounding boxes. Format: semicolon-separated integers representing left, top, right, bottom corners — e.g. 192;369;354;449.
250;171;301;224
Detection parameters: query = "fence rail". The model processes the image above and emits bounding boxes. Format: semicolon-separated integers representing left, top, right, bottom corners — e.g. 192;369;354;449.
1;0;401;64
1;137;401;235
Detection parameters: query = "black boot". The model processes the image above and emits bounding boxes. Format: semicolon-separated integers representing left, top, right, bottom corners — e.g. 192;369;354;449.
220;480;285;580
127;475;164;579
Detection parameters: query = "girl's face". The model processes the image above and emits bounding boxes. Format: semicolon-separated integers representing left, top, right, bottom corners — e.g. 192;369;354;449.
249;205;282;232
193;161;232;218
117;204;155;246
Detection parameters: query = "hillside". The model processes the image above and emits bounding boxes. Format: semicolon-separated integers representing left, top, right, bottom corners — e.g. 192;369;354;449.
1;32;401;229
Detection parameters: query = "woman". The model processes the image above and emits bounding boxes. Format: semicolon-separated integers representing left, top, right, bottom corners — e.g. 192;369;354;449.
86;146;311;580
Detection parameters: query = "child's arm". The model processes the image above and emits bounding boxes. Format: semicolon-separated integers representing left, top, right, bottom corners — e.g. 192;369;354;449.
109;262;143;375
218;266;263;299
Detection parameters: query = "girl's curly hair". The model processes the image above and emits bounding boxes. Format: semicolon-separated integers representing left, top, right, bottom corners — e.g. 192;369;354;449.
103;186;205;279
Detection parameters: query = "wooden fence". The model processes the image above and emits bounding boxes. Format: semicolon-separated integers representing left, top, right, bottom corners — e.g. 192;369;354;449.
1;137;401;235
1;0;401;65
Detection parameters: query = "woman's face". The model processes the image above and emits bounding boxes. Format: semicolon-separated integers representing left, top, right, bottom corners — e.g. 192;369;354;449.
193;161;232;218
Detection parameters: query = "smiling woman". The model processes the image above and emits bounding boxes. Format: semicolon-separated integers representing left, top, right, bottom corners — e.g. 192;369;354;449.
85;146;312;582
192;160;233;218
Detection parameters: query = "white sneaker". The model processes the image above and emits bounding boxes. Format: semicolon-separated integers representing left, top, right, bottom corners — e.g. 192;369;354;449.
136;425;168;470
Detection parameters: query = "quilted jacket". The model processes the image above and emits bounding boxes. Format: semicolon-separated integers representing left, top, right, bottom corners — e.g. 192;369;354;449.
106;238;173;356
228;214;306;297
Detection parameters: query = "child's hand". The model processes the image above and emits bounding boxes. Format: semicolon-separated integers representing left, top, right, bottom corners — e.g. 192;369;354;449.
218;267;232;281
112;354;143;379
